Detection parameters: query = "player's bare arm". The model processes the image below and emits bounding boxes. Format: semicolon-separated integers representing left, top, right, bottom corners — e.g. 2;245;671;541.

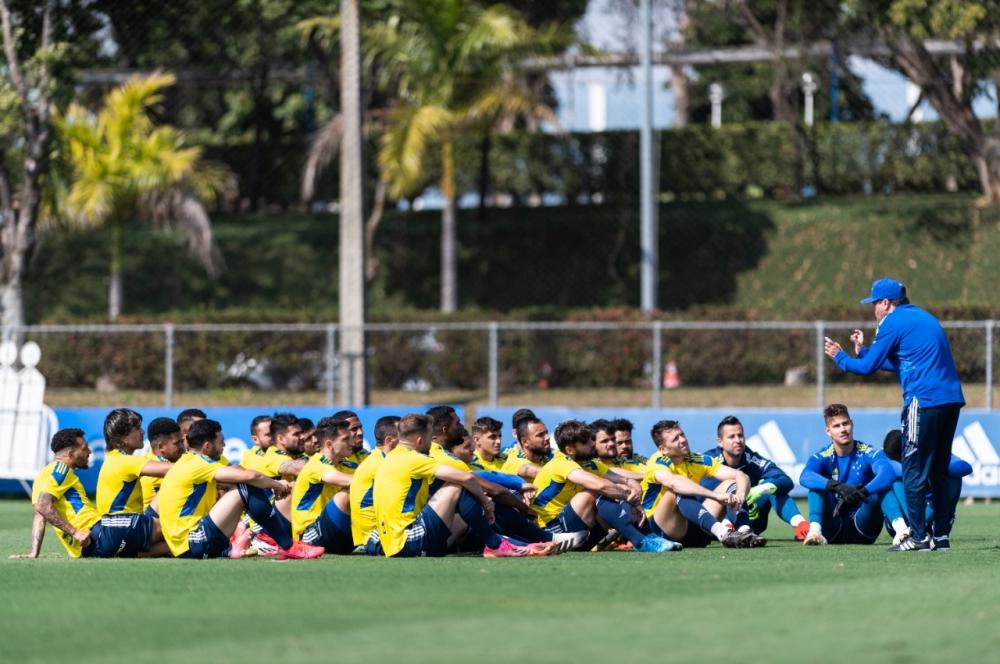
653;469;720;503
713;465;750;504
515;463;540;481
320;469;353;488
35;492;91;546
278;458;307;477
140;460;173;478
566;468;632;503
215;466;292;497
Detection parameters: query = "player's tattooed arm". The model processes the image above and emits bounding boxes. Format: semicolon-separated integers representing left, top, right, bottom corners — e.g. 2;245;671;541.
278;458;307;477
34;492;91;547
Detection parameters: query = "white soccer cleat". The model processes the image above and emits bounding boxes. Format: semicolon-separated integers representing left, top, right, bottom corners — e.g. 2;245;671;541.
803;531;827;546
552;530;589;553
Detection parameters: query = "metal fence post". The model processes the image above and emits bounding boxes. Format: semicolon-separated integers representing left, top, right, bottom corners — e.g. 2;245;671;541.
325;324;336;409
815;321;825;410
164;322;174;409
488;322;499;407
652;321;662;409
986;320;994;411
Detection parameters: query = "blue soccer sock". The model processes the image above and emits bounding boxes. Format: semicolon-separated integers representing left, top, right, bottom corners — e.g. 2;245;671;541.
238;484;293;549
677;495;719;533
806;490;827;525
458;489;503;550
595;496;645;548
772;492;802;524
879;489;905;524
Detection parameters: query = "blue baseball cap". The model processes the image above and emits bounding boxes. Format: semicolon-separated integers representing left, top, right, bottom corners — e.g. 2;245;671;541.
860;277;906;304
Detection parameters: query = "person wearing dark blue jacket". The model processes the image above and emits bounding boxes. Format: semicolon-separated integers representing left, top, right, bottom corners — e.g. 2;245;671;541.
882;429;972;547
799;404;906;545
823;277;965;551
702;415;808;539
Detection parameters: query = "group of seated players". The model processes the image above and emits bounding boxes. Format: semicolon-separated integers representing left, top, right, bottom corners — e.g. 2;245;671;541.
12;401;968;560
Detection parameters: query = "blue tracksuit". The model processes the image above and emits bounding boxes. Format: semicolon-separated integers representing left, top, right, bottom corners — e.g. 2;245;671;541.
833;303;965;543
702;446;800;534
799;441;903;543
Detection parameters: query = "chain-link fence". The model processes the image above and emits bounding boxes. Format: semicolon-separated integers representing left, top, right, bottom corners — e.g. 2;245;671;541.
11;320;997;409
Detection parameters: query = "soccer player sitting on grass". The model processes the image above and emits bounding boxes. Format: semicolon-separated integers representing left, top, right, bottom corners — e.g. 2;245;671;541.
156;419;324;560
798;404;907;547
640;419;762;548
349;416;401;548
501;415;554;480
703;415;808;539
290;420;356;554
239;415;272;471
96;408;174;516
365;413;534;558
140;417;187;511
531;419;678;553
471;417;508;471
612;418;648;473
12;428;166;559
882;429;971;550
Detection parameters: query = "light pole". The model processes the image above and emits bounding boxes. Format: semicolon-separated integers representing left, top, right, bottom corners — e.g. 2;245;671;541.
709;82;724;129
639;0;658;312
802;72;817;127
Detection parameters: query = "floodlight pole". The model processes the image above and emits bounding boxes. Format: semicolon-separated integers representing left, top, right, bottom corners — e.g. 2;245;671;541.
339;0;367;406
639;0;658;312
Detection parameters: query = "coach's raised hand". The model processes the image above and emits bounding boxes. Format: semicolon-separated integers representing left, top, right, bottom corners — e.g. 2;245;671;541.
823;336;843;359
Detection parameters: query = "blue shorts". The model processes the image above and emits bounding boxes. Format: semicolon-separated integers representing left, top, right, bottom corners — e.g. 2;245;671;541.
542;503;591;535
180;516;232;559
301;509;354;555
83;513;154;558
364;505;451;558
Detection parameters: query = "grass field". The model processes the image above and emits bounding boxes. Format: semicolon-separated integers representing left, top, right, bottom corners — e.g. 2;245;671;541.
2;499;998;663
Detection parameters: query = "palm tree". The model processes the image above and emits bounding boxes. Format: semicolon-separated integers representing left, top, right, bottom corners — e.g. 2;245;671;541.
300;1;564;312
54;72;235;319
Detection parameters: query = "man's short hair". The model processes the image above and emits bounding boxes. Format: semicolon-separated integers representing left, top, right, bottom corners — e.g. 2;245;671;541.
177;408;207;425
650;420;680;446
270;412;299;439
51;428;85;454
590;419;616;437
883;429;902;462
554;420;592;452
823;403;851;422
374;416;401;446
397;413;433;440
316;419;350;444
331;410;359;422
515;416;543;442
296;417;315;432
187;419;222;448
148;417;181;443
512;408;536;430
472;416;502;436
250;415;271;437
425;405;456;429
716;415;743;438
612;418;634;434
103;408;142;450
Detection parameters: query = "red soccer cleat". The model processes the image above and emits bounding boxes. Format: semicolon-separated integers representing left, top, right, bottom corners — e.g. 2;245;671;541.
794;521;810;542
278;540;326;560
524;541;560;556
483;538;530;558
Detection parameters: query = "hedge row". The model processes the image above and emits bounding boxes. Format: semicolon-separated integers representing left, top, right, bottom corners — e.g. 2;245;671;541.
31;308;997;391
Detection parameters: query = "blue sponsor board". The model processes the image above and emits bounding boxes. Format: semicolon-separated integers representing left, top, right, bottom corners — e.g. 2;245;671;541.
1;405;461;497
478;407;1000;497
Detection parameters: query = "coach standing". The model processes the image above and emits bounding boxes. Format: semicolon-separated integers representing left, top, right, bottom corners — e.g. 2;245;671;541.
823;277;965;552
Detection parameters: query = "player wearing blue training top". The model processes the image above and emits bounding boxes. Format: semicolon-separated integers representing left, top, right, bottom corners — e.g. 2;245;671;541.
824;277;964;551
799;404;906;545
882;429;972;549
703;415;808;539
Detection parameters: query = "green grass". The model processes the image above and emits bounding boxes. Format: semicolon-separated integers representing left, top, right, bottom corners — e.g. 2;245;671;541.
3;499;999;663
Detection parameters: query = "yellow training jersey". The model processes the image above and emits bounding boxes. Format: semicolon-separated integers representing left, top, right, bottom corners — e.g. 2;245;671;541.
240;446;269;473
96;449;151;514
618;454;648;474
157;452;224;556
640;451;721;517
500;446;553;477
32;461;101;558
339;449;370;474
473;450;507;472
531;452;608;527
372;446;440;557
259;447;300;481
429;443;470;471
140;449;167;509
291;454;343;539
349;448;385;546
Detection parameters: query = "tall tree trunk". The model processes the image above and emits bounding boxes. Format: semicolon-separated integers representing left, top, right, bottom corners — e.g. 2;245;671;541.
440;139;458;313
109;218;123;319
670;66;690;128
364;178;386;283
477;131;491;219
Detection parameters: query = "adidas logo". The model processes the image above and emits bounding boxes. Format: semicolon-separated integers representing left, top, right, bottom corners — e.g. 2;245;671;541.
745;420;804;482
953;421;1000;487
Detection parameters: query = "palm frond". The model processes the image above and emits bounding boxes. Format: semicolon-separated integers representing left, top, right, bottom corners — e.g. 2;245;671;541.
294;16;341;50
301;112;343;202
378;103;454;198
138;187;223;275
